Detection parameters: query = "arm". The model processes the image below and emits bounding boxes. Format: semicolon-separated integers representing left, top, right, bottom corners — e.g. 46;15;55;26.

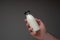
43;32;60;40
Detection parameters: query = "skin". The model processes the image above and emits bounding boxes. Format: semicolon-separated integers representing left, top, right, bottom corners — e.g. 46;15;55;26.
24;18;60;40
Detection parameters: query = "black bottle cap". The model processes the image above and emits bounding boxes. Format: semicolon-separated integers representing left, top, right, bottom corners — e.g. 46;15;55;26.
24;10;30;15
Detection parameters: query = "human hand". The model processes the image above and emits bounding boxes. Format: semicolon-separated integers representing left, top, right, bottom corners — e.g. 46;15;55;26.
25;18;46;40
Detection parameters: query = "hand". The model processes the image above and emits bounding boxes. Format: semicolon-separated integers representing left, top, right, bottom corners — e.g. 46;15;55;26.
25;18;46;40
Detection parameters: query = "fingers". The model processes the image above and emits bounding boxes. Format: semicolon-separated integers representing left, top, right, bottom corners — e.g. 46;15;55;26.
35;18;41;25
30;31;36;36
35;18;44;26
29;27;37;36
25;19;33;32
29;28;33;32
24;19;30;28
24;19;37;36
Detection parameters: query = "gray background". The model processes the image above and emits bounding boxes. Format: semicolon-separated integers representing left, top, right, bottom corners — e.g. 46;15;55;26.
0;0;60;40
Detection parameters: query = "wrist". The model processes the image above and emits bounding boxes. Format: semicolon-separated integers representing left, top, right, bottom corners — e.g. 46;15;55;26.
39;32;59;40
43;32;59;40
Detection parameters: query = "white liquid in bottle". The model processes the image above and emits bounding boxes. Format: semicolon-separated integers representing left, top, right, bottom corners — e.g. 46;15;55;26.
24;11;40;32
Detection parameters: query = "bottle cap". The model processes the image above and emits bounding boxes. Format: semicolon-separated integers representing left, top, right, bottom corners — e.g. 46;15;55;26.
24;10;30;15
